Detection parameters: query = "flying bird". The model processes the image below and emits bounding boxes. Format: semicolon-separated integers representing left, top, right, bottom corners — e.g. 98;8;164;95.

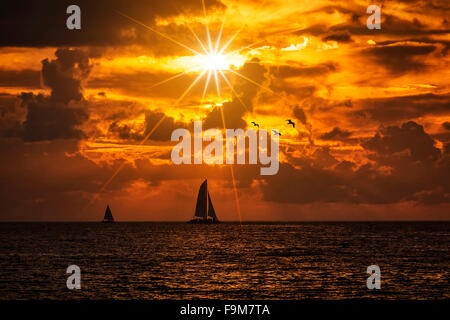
272;129;281;136
286;119;295;128
251;121;260;128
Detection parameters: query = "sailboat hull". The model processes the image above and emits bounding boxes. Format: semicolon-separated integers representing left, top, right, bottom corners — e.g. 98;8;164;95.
187;218;220;224
101;220;114;223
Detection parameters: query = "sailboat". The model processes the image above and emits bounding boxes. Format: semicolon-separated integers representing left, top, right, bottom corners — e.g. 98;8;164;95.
102;204;114;223
188;179;220;224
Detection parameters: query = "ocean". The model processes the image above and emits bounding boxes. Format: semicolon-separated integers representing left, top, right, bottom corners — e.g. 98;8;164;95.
0;222;448;300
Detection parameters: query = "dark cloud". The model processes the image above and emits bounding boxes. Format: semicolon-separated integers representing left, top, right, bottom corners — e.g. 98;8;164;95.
143;109;188;141
0;69;41;88
443;122;450;130
293;105;308;125
378;13;448;36
319;127;352;141
42;48;93;103
109;109;187;142
376;38;450;55
352;93;450;123
362;44;436;75
88;70;201;99
21;93;88;141
0;139;123;220
300;4;450;37
292;105;313;142
267;83;316;102
409;187;450;205
99;100;146;122
17;48;93;141
0;0;225;52
260;121;449;205
260;162;353;203
362;121;440;162
445;143;450;155
322;31;353;43
270;62;337;79
0;93;25;138
109;121;143;141
332;100;352;108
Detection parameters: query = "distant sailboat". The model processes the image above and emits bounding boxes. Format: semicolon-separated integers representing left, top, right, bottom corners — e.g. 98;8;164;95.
102;204;114;223
188;179;220;224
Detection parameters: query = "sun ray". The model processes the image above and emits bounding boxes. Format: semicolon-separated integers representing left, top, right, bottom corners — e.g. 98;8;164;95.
228;68;298;109
214;18;225;54
218;26;245;55
202;0;214;53
83;114;167;212
218;0;270;55
228;163;242;227
218;0;273;56
176;69;207;104
170;1;210;55
225;25;306;58
210;67;242;226
216;92;243;227
201;70;212;102
116;10;201;56
224;39;265;57
84;69;207;211
148;70;190;90
228;68;276;96
228;69;298;104
228;68;292;105
219;71;250;113
213;70;221;97
186;23;210;55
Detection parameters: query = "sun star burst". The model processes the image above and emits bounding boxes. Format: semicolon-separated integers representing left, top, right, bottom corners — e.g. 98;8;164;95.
101;1;289;224
201;53;229;71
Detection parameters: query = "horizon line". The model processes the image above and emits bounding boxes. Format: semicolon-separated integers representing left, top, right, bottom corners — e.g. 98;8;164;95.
1;220;449;223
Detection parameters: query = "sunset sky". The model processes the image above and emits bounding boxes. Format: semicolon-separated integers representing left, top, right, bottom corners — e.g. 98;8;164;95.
0;0;449;221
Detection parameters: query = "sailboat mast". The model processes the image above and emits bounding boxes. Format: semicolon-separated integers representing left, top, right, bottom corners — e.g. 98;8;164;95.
205;179;208;220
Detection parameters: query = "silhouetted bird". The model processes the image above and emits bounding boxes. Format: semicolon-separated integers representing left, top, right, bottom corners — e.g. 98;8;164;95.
286;119;295;128
272;129;282;136
251;121;260;128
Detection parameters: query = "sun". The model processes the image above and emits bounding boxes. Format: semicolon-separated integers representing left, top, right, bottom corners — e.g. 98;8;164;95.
117;9;252;101
187;51;245;74
201;53;230;71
